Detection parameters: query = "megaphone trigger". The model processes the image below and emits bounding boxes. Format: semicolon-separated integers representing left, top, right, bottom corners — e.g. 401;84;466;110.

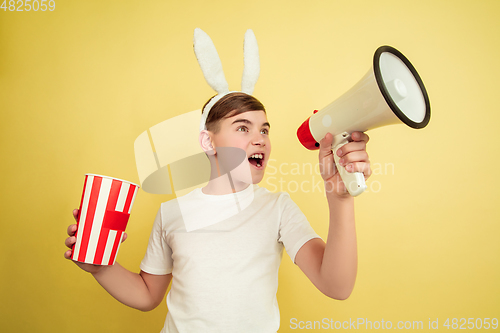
332;132;367;197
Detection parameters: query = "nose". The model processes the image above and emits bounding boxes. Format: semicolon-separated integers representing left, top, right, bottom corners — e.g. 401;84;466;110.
252;133;265;146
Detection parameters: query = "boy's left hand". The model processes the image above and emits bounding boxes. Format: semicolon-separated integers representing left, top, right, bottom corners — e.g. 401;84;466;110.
318;131;372;197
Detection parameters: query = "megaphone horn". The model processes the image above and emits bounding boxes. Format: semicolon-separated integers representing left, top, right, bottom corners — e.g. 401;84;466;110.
297;45;430;196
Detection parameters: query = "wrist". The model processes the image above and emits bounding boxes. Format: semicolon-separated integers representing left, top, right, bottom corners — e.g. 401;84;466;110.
89;264;106;276
326;187;354;204
324;180;353;201
326;189;355;227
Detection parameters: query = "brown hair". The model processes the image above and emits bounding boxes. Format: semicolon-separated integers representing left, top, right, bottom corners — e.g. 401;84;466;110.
203;92;266;133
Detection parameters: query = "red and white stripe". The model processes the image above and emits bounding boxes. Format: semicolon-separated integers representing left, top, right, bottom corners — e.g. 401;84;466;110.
72;174;139;265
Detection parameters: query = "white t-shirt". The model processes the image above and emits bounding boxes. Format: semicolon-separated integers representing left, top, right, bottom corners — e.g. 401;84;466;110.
140;184;321;333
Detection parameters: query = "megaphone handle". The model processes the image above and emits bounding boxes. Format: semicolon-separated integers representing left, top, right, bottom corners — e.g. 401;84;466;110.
332;132;368;197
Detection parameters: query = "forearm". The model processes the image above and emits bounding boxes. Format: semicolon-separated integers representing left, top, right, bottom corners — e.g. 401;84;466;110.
320;192;358;299
91;263;158;311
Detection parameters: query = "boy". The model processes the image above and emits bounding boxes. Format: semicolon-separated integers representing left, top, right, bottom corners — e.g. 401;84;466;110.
64;29;371;332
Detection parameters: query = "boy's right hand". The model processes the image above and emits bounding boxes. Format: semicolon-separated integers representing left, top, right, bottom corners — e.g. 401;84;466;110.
64;209;127;274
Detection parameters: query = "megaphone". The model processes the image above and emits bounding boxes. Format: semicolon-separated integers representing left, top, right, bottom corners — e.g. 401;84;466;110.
297;46;430;196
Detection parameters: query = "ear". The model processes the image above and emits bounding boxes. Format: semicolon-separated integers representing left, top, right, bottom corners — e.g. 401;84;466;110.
199;130;216;155
241;29;260;95
193;28;229;95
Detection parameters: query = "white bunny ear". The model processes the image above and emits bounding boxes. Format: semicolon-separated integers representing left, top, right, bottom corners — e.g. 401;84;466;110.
241;29;260;95
193;28;229;94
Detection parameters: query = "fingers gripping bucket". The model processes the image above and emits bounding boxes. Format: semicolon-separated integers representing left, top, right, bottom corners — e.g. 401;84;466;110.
71;174;139;265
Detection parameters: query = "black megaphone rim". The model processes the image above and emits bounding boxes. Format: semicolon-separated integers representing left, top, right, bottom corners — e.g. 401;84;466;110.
373;45;431;129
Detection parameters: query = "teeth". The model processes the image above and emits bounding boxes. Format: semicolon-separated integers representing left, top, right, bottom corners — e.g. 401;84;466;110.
249;154;264;167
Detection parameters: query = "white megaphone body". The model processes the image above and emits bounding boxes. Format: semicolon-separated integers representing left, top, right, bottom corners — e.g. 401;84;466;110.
297;46;430;196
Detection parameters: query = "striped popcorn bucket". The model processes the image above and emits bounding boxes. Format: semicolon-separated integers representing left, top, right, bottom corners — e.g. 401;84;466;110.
71;174;139;265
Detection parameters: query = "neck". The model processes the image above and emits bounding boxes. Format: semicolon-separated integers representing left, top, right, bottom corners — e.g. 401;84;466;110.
202;154;252;195
202;177;251;195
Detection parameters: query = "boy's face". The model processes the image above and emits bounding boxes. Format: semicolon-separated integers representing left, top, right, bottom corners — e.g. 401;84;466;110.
210;110;271;184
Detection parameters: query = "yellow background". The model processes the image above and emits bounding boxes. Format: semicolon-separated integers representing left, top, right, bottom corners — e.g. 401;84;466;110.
1;0;499;332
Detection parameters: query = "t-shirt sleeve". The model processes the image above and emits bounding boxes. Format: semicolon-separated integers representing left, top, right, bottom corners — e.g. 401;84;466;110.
140;205;173;275
277;193;322;264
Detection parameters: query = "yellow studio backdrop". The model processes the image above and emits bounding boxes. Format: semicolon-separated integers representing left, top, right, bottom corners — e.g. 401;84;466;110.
1;0;499;332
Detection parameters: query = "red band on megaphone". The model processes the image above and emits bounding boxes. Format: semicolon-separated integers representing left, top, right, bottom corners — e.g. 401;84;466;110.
297;117;319;150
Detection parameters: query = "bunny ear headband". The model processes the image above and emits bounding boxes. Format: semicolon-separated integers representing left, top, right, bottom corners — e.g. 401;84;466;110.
194;28;260;132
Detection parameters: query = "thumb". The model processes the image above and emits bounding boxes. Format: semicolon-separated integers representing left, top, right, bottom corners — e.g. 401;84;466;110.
318;132;334;159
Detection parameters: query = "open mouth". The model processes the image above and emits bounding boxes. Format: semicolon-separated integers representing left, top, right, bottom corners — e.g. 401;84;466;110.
248;153;264;168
